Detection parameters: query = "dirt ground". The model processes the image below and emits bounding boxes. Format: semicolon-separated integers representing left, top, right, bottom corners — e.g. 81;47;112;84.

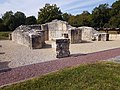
0;34;120;70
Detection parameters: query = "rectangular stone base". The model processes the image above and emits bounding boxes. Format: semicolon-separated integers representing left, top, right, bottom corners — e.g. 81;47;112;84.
52;38;70;58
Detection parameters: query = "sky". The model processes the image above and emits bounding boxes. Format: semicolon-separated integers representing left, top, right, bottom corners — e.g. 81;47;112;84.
0;0;117;18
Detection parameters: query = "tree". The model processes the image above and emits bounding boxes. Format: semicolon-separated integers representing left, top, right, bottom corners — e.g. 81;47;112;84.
38;3;63;24
111;0;120;16
107;0;120;28
92;4;111;28
68;11;92;27
25;16;37;25
62;13;71;22
82;11;90;15
68;15;79;27
0;18;3;23
108;14;120;28
14;11;26;27
2;11;13;26
2;11;16;31
80;11;92;26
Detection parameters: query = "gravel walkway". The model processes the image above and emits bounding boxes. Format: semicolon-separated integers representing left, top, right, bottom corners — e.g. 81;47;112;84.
0;48;120;87
1;39;120;69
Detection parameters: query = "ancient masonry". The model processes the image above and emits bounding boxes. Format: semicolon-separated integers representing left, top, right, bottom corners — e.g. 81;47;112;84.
12;25;45;49
55;39;70;58
12;20;109;57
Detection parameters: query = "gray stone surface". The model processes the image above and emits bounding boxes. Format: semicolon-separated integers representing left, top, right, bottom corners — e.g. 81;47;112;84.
79;26;109;41
46;20;82;44
12;25;45;49
79;26;99;41
53;39;70;58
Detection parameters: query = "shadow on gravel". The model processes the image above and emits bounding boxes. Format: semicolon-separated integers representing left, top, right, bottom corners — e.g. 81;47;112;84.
71;40;93;45
0;52;5;54
81;40;93;43
43;44;52;49
0;61;11;73
71;53;87;57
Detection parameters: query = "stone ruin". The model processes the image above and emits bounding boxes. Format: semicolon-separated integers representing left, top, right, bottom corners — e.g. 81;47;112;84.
79;26;109;41
42;20;82;44
12;25;45;49
12;20;83;49
12;20;109;58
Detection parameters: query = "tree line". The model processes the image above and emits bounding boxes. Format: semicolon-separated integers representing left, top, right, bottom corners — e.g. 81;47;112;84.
0;0;120;31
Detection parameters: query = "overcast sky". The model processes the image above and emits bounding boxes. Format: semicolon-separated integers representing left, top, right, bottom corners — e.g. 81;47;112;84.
0;0;116;18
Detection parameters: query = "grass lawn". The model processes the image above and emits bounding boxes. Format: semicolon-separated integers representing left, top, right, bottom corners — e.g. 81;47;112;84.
0;32;11;40
1;62;120;90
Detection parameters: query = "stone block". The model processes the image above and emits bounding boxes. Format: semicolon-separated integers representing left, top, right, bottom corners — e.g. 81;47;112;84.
52;39;70;58
9;33;12;40
30;35;43;49
97;33;109;41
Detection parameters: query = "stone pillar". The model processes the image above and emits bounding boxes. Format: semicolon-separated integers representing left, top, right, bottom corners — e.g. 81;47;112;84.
98;33;109;41
9;33;12;40
55;39;70;58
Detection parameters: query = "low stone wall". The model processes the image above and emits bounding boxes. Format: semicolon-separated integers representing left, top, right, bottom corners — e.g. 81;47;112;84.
12;25;45;49
12;31;31;47
109;34;120;40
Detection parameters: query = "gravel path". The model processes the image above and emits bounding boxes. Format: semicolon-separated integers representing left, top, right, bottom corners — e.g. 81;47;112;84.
0;48;120;87
1;39;120;69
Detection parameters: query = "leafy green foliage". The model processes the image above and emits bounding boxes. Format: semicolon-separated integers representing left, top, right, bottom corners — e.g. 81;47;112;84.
1;11;26;31
92;4;111;28
0;23;8;31
62;13;71;22
14;11;26;26
111;0;120;16
1;1;120;31
25;16;37;25
38;3;63;24
1;62;120;90
68;11;92;27
108;14;120;28
0;18;3;23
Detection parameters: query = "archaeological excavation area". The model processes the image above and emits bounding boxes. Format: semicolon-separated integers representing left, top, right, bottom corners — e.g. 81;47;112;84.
1;20;120;70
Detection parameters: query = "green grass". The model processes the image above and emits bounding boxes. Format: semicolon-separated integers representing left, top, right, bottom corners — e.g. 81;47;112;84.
1;62;120;90
0;32;11;40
